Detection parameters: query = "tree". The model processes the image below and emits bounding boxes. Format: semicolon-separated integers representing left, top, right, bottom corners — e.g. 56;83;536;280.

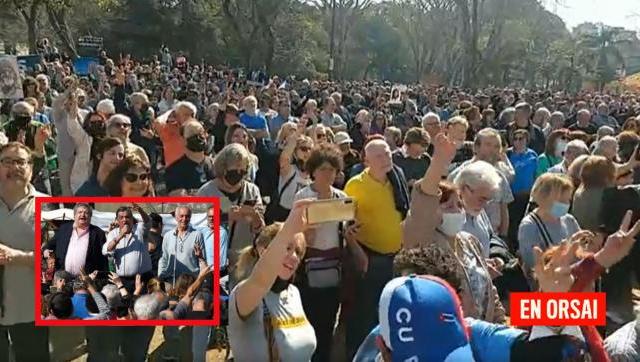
3;0;44;53
578;25;631;90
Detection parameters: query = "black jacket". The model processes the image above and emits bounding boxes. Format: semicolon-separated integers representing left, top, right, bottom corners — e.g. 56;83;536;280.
46;222;108;274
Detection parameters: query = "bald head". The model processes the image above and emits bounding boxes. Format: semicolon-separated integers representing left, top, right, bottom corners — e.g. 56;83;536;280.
364;140;392;175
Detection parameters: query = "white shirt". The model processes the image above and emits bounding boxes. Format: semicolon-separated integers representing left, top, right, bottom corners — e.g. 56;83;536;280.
294;186;346;250
102;223;152;277
279;166;310;210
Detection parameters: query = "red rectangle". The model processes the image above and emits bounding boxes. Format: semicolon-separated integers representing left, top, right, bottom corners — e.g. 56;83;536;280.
510;292;606;326
35;196;220;326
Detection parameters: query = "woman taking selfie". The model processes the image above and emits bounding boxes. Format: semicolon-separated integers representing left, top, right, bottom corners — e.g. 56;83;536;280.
293;144;346;362
228;201;317;362
403;133;505;323
104;154;155;197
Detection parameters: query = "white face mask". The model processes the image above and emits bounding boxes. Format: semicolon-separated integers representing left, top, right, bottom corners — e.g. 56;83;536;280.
555;140;568;157
439;211;466;237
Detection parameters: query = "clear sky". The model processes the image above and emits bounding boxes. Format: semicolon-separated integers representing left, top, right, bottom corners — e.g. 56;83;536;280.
542;0;640;31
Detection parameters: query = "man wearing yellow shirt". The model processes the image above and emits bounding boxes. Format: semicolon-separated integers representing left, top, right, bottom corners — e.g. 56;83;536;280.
344;139;406;359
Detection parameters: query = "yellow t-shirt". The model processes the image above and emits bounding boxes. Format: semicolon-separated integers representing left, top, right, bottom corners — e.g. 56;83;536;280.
344;169;402;254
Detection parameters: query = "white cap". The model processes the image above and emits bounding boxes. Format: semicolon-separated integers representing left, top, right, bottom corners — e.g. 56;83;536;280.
334;131;353;145
96;99;116;115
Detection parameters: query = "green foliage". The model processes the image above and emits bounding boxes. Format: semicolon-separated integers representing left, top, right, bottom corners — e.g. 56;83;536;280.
0;0;638;90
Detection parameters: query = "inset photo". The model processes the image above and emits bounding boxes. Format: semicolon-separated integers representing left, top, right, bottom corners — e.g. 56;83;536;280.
35;196;221;326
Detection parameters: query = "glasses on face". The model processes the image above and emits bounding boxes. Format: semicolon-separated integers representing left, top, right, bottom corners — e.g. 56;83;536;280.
0;158;32;168
124;172;150;183
514;137;526;142
316;133;327;139
113;122;131;129
298;146;312;152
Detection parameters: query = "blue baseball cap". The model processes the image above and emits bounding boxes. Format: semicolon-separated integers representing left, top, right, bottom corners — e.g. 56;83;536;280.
378;275;475;362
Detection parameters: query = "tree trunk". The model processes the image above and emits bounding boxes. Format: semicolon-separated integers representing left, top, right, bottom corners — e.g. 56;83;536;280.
27;17;37;53
15;0;42;54
46;5;78;58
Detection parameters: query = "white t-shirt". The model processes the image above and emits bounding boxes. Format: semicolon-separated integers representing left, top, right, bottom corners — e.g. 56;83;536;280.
228;283;317;362
279;166;310;210
294;186;347;250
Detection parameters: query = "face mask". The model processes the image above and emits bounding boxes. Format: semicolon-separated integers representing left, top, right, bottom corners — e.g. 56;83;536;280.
88;122;106;139
555;140;568;157
186;135;206;152
439;211;466;237
224;170;245;186
270;277;291;293
13;115;31;129
550;201;570;218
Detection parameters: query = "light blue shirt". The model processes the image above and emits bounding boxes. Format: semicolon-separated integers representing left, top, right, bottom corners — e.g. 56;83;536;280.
198;225;229;269
158;225;204;284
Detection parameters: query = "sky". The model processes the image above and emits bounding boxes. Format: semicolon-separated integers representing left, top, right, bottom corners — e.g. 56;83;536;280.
541;0;640;31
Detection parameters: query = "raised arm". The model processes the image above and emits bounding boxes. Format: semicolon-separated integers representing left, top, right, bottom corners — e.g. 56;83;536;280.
234;200;310;318
279;117;307;176
402;133;457;249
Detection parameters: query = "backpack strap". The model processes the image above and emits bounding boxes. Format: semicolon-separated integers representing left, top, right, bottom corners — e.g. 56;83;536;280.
530;212;554;249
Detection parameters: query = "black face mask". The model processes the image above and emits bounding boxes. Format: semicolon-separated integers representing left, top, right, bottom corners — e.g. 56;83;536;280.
186;135;206;152
270;277;291;293
13;115;31;129
224;170;245;186
294;158;306;172
88;122;106;139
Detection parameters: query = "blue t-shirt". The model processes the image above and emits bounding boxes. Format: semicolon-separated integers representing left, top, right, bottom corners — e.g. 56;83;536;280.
508;148;538;194
353;319;526;362
239;112;268;131
71;293;90;319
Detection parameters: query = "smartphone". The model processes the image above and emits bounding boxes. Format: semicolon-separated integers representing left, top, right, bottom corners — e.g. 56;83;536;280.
306;198;356;225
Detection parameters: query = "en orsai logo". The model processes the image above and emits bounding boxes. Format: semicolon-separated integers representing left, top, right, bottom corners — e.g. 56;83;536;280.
510;292;606;326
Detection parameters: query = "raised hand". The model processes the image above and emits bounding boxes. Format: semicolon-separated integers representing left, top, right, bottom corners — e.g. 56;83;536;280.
595;210;640;268
532;241;580;293
109;271;123;288
432;133;458;164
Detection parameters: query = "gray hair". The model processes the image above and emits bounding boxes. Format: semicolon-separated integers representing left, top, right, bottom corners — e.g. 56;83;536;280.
422;112;441;124
577;109;591;118
73;203;93;217
11;101;34;116
174;101;198;116
107;114;131;128
566;139;589;156
101;284;121;309
213;143;252;177
592;136;617;156
454;161;502;194
596;126;615;140
174;205;192;216
96;99;115;115
134;294;161;320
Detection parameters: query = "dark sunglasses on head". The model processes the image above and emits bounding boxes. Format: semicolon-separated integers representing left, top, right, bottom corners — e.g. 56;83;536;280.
124;173;150;182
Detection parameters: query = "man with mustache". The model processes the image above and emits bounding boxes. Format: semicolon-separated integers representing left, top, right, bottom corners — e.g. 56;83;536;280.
0;142;49;361
44;203;108;277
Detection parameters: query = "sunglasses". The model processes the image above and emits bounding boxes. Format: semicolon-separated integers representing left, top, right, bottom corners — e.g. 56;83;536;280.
124;173;150;182
316;133;327;138
113;122;131;129
298;146;312;152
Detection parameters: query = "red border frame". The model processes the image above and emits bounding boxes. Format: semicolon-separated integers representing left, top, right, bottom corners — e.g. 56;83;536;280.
35;196;220;327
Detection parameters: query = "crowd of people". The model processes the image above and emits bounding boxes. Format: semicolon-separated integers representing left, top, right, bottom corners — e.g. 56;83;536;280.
1;43;640;361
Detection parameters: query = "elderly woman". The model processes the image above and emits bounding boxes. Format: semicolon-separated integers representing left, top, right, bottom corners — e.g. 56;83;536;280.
106;114;150;166
549;111;566;134
403;133;506;323
228;202;316;361
517;173;581;284
452;160;502;258
572;156;616;232
197;143;264;276
532;107;552;136
104;154;155;197
349;109;372;152
547;139;590;174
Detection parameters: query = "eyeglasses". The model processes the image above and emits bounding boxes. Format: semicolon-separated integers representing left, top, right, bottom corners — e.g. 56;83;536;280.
513;137;526;141
112;122;131;129
124;173;150;182
0;158;32;167
298;146;312;152
316;134;327;139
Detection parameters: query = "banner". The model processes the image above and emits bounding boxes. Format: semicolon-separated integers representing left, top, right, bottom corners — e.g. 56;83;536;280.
17;54;43;72
73;56;99;76
0;55;23;99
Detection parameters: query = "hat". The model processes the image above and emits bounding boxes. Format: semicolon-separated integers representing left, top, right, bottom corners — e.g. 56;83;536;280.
334;131;353;145
378;275;474;362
